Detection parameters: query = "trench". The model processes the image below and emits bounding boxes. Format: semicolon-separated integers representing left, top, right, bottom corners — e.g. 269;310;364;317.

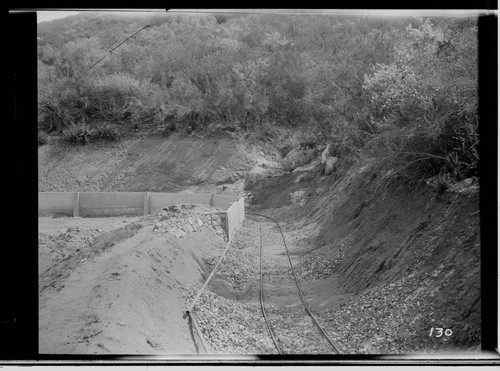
199;215;346;354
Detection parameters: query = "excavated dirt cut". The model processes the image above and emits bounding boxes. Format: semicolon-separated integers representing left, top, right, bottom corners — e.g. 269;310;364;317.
38;134;481;355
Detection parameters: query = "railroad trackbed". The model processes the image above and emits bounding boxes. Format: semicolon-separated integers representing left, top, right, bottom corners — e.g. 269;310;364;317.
184;213;342;355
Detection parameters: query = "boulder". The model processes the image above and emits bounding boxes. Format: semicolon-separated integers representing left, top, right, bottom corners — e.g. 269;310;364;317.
321;144;331;165
164;205;181;213
324;156;339;175
277;144;294;158
282;147;316;172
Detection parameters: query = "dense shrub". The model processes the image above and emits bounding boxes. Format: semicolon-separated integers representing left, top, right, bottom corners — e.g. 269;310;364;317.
61;122;119;145
362;18;478;179
61;123;95;145
39;74;169;133
93;123;120;141
38;13;478;180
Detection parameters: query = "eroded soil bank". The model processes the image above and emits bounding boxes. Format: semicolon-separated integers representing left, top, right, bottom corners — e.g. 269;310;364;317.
38;135;481;355
246;161;481;353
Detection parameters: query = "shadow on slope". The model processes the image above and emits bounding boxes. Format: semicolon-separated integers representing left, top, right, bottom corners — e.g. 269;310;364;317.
248;160;480;353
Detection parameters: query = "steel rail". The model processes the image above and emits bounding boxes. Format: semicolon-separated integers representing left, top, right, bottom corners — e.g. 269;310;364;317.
247;217;282;354
246;212;341;354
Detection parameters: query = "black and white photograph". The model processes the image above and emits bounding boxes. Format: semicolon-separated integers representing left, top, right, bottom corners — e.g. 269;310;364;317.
15;6;496;363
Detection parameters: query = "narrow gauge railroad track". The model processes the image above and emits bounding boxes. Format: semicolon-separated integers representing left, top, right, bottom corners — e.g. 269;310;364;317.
246;212;340;354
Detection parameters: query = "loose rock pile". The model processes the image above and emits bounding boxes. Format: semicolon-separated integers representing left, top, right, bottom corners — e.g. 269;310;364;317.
151;204;227;241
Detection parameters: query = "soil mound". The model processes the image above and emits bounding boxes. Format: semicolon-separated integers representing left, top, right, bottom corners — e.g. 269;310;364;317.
39;207;227;354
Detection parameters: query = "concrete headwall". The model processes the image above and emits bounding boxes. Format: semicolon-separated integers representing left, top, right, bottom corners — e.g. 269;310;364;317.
226;196;245;239
38;192;77;217
39;191;245;239
79;192;144;217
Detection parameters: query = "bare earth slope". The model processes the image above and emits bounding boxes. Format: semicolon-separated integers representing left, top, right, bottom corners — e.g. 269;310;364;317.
38;132;277;194
39;208;226;354
249;161;480;353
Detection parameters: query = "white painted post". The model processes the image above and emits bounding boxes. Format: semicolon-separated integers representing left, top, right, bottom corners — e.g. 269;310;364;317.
235;200;240;228
240;197;245;224
73;192;80;217
144;192;150;215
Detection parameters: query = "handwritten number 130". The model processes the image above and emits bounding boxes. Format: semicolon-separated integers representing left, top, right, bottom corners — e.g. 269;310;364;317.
429;327;452;337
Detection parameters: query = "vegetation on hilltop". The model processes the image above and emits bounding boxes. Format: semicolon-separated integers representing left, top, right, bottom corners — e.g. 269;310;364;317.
38;12;478;179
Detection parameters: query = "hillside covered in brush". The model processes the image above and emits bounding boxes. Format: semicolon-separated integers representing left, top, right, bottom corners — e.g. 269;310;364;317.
38;12;478;182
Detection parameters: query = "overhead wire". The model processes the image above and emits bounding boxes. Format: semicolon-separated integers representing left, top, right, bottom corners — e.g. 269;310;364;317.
87;24;151;71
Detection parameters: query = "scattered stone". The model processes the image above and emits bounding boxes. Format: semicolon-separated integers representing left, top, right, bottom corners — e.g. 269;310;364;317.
173;230;187;239
148;205;229;239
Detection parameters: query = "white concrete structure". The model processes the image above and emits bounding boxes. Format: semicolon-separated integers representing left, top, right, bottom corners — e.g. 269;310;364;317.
38;191;245;239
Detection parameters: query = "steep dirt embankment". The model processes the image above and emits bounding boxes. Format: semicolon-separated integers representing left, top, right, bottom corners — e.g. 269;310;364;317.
250;161;480;352
38;132;278;194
